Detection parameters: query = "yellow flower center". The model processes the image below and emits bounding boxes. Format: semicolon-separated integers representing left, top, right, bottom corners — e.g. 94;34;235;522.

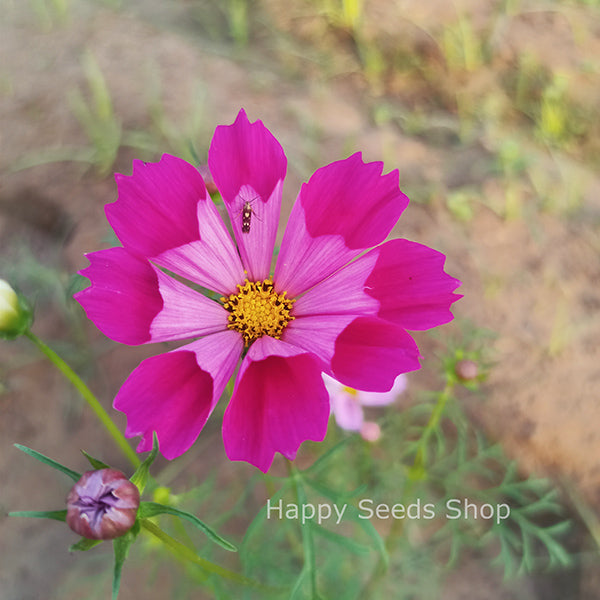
343;386;359;397
221;279;295;346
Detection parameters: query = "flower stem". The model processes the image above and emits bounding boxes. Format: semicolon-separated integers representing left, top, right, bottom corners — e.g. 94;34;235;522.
24;329;140;468
359;378;455;596
140;519;273;591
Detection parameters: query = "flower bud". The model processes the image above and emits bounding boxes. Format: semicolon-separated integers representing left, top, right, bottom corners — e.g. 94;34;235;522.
455;359;478;382
360;421;382;442
66;469;140;540
0;279;33;339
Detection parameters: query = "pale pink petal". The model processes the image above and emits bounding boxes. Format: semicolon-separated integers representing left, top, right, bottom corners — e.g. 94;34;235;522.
275;153;408;296
107;154;244;295
76;247;229;345
222;336;329;472
114;331;243;459
365;239;462;330
358;373;408;406
292;250;380;318
329;392;364;432
282;314;358;372
209;110;286;281
331;316;421;392
75;248;163;345
150;267;230;342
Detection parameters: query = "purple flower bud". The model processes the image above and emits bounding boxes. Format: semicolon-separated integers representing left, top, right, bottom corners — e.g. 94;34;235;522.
66;469;140;540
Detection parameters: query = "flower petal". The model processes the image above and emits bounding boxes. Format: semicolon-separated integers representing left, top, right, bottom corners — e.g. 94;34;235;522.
292;250;380;318
364;239;462;330
108;154;244;294
76;247;229;345
358;373;408;406
209;109;287;281
282;313;358;372
222;336;329;472
323;375;364;431
114;331;243;459
275;153;408;296
331;316;421;392
75;247;163;344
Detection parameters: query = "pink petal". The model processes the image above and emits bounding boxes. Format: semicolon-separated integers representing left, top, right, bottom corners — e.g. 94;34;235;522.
282;313;358;371
358;373;408;406
114;331;243;459
323;375;364;432
275;153;409;296
75;248;163;344
209;109;287;281
150;267;230;342
108;154;244;295
222;336;330;472
364;239;462;330
292;250;380;318
331;316;421;392
76;247;229;345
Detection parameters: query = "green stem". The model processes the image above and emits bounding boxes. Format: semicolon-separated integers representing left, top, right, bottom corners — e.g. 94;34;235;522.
359;378;455;597
25;330;140;468
140;519;272;591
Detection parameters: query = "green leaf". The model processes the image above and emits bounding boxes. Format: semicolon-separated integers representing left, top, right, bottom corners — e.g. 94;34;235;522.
70;538;102;552
138;502;236;552
112;532;135;600
129;432;158;494
81;449;110;470
9;509;67;522
14;444;81;482
311;523;370;556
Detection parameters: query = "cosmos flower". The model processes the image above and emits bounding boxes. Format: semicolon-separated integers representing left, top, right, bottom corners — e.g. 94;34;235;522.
66;469;140;540
324;373;407;437
75;109;461;472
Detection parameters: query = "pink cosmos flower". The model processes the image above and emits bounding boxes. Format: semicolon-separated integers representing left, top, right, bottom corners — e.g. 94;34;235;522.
75;109;461;472
324;373;407;434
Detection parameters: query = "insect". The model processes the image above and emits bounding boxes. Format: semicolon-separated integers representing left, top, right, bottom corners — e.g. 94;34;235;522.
240;196;260;234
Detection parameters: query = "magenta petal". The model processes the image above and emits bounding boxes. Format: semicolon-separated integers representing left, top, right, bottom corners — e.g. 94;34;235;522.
75;248;163;344
108;155;204;257
209;110;287;281
331;316;421;392
108;154;244;294
114;331;243;459
222;337;330;472
275;154;408;295
365;239;462;330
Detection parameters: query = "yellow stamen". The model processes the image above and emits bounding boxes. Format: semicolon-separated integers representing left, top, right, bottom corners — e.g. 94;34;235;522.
220;279;295;346
343;386;359;397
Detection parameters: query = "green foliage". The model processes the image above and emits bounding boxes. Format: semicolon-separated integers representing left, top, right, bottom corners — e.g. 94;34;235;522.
13;443;81;482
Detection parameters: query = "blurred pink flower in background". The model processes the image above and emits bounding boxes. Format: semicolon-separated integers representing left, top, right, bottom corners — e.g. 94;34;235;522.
76;109;461;472
324;373;408;440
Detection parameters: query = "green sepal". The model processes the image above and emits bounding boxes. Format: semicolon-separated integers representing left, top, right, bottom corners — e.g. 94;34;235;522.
80;449;110;470
129;432;158;494
9;509;67;522
112;530;135;600
14;444;81;482
138;502;236;552
0;291;33;341
70;538;102;552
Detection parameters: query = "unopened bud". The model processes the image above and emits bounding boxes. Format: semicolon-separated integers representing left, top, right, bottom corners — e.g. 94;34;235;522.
0;279;32;339
360;421;382;442
455;359;478;382
66;469;140;540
